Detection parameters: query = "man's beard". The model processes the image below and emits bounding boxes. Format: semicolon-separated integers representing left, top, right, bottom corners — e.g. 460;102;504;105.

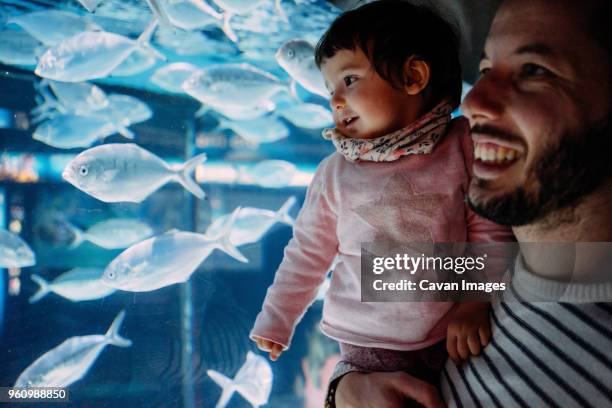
468;115;612;226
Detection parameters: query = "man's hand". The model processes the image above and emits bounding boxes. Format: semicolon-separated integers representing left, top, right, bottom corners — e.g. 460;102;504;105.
446;302;491;364
336;371;445;408
252;335;284;361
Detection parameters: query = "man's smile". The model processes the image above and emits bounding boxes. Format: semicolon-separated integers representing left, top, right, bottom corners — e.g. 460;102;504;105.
473;141;522;180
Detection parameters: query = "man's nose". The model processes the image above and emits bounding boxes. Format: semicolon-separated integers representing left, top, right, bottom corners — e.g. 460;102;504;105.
461;72;507;123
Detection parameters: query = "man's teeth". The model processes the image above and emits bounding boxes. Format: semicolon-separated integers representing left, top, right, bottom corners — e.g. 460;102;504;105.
474;143;518;163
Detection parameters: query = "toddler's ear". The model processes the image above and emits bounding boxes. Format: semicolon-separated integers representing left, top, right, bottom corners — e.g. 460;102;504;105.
403;56;430;95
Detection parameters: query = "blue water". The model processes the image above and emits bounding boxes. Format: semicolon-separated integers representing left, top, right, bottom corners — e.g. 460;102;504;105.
0;0;343;406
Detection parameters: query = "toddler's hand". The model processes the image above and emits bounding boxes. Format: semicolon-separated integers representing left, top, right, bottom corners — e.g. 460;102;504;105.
446;302;491;364
252;336;284;361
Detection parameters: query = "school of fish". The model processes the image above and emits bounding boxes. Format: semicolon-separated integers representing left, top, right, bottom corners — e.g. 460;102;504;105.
0;0;344;404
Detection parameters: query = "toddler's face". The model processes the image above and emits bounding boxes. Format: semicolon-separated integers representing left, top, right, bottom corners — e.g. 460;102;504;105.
320;48;422;139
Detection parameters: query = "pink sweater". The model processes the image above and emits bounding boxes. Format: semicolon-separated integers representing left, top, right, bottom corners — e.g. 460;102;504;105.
250;117;513;351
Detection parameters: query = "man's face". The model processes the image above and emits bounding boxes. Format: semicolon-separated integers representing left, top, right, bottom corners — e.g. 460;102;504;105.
462;0;611;225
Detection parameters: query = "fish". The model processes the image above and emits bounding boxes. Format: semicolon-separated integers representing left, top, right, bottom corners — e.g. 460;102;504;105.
145;0;172;26
178;0;223;19
77;0;104;13
32;114;133;149
205;196;295;247
14;310;131;388
215;115;289;145
100;94;153;137
8;10;102;46
237;160;297;187
0;29;41;66
209;103;275;120
150;62;199;93
275;39;328;99
110;49;158;77
277;103;333;129
29;268;115;303
0;229;36;268
66;218;153;249
31;80;109;123
210;0;265;14
210;0;291;39
62;143;207;203
154;26;239;56
35;18;165;82
207;351;273;408
156;0;239;41
208;0;267;42
182;63;288;111
101;208;248;292
33;92;150;145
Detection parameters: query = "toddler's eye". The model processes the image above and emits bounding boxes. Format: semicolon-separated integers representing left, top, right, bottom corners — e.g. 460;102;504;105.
479;67;490;77
343;76;357;86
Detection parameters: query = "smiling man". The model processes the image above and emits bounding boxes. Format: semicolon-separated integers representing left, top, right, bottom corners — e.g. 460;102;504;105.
329;0;612;406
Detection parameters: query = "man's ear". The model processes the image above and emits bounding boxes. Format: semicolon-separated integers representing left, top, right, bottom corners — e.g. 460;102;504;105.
403;56;430;95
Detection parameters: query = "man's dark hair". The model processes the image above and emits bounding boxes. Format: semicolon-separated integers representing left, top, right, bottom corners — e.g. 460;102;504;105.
315;0;462;110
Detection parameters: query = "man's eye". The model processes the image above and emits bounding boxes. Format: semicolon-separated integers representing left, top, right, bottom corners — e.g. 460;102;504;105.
343;76;357;86
521;63;549;77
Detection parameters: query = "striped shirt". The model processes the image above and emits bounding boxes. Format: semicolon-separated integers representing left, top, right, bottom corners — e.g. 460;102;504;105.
330;258;612;407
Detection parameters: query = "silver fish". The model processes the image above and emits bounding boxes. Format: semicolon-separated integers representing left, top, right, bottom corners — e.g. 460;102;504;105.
211;0;266;14
277;103;333;129
32;114;132;149
29;268;115;303
14;311;131;388
110;49;158;77
205;196;295;246
154;26;238;56
208;0;267;41
150;62;198;93
101;208;247;292
158;0;237;42
100;94;153;137
0;29;41;66
176;0;223;19
182;63;288;111
216;115;289;145
207;351;273;408
0;228;36;268
33;93;149;147
67;218;153;249
31;80;109;123
237;160;296;187
276;39;328;99
62;143;207;203
8;10;102;46
35;19;165;82
208;103;274;120
77;0;104;13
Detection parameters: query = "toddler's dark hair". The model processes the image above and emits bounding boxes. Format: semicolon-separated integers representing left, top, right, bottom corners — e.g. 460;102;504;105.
315;0;462;110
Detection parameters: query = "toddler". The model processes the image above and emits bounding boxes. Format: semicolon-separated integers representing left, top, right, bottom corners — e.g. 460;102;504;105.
250;0;513;384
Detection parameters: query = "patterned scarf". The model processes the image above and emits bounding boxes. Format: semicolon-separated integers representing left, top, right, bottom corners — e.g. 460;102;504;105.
322;100;453;162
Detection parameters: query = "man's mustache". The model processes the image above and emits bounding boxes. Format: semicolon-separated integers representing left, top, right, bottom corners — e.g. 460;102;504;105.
470;125;527;149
